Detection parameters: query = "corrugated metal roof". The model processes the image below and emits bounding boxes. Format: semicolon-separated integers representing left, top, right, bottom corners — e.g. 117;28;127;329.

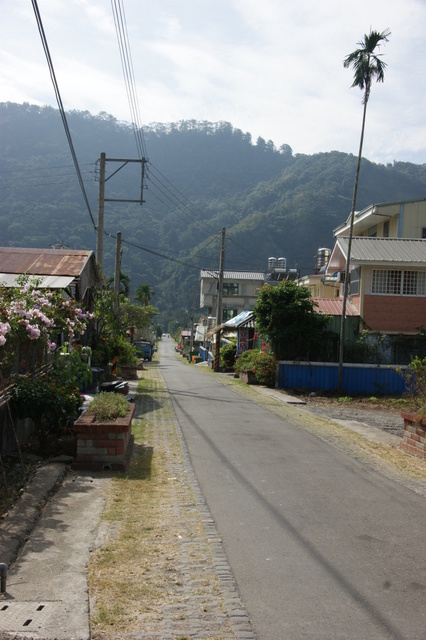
0;247;94;276
311;298;359;317
223;310;254;327
200;270;265;280
337;237;426;265
0;274;74;289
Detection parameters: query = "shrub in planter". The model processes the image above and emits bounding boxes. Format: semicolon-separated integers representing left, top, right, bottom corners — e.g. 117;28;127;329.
402;355;426;414
252;351;277;388
220;342;237;370
86;391;130;422
235;349;277;388
234;349;258;377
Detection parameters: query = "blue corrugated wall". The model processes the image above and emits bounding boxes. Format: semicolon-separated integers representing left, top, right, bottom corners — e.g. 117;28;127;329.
277;362;407;395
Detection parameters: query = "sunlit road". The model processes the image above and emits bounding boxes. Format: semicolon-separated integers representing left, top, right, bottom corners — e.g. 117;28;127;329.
158;337;426;640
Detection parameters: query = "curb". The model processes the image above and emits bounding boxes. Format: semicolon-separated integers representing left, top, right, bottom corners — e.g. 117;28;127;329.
0;461;69;568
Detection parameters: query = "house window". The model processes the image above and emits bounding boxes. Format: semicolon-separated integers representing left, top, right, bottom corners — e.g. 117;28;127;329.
368;225;377;237
222;309;238;322
372;269;426;296
422;228;426;239
223;283;239;296
372;270;401;294
383;221;389;237
350;267;360;295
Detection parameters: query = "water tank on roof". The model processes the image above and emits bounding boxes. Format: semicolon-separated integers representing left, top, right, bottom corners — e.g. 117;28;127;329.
276;257;287;272
268;257;277;271
315;247;331;271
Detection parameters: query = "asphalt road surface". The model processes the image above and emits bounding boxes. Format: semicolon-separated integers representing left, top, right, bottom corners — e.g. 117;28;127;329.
159;338;426;640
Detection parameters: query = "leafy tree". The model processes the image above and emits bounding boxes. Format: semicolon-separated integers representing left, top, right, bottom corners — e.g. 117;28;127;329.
339;28;390;388
253;281;329;360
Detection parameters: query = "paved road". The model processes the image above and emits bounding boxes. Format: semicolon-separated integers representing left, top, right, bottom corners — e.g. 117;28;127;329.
159;338;426;640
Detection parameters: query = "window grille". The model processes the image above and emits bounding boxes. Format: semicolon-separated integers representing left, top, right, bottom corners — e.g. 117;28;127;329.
372;269;426;296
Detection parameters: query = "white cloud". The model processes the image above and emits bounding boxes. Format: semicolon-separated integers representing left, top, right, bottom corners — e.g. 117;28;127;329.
0;0;425;164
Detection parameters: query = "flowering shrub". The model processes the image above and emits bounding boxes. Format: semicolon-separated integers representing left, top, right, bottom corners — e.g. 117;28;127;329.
0;275;92;353
235;349;277;388
252;351;277;388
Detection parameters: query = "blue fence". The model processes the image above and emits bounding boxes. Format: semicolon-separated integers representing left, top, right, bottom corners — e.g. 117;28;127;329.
277;361;407;395
199;346;213;365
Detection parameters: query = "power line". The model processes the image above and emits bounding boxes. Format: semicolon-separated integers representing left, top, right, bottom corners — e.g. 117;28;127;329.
110;0;147;160
103;230;205;271
148;162;217;235
31;0;96;230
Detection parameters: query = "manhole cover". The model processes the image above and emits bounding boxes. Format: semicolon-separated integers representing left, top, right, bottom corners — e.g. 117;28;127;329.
0;600;61;633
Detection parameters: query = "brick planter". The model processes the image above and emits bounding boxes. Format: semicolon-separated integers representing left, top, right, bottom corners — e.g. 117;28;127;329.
73;403;135;471
239;369;257;385
400;411;426;460
120;364;139;380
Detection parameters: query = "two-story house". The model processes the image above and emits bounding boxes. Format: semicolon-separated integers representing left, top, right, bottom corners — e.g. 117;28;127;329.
324;198;426;357
199;269;265;323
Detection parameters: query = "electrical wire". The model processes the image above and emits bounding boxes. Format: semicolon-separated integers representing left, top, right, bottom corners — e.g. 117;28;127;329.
103;230;206;271
110;0;147;160
31;0;97;230
148;162;217;235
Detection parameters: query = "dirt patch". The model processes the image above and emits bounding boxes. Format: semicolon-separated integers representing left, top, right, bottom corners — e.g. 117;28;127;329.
279;391;411;438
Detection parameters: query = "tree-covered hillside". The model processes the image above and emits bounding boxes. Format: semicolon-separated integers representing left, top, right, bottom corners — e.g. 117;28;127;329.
1;102;425;328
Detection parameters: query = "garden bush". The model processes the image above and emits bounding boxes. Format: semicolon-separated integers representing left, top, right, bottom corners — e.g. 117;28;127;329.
220;342;237;370
235;349;277;388
86;392;130;422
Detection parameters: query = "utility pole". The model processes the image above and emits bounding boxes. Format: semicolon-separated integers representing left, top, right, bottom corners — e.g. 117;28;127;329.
214;227;226;372
96;152;106;269
114;231;122;315
96;153;147;270
189;285;197;356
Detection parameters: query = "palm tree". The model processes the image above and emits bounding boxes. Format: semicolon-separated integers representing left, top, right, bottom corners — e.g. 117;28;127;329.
134;283;154;306
338;29;391;391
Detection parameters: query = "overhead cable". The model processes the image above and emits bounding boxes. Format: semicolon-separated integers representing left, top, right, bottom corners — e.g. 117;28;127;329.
110;0;147;160
31;0;96;230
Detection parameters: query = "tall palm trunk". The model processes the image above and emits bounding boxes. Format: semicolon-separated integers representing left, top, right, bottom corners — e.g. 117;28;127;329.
337;95;368;392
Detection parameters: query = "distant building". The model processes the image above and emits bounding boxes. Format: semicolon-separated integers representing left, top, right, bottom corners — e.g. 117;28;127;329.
199;269;265;324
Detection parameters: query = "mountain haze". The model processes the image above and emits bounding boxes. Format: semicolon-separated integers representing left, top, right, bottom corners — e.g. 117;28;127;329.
1;102;426;328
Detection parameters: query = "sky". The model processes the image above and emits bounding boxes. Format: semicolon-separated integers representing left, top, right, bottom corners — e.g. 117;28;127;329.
1;0;426;165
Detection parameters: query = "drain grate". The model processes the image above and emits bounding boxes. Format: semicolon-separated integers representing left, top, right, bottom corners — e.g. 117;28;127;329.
0;600;61;632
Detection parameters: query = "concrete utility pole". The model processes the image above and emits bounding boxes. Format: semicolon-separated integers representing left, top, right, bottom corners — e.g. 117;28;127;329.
96;153;147;270
214;227;226;372
190;285;197;355
114;231;122;315
96;152;106;269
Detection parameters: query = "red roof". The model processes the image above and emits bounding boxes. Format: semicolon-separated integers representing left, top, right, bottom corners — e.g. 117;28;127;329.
311;298;359;317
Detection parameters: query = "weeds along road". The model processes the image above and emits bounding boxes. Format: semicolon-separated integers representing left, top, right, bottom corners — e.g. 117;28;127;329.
159;337;426;640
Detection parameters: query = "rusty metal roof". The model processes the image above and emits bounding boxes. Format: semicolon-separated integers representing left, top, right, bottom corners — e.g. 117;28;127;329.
0;247;94;276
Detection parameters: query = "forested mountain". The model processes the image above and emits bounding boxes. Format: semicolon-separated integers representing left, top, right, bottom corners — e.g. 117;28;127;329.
1;102;426;328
